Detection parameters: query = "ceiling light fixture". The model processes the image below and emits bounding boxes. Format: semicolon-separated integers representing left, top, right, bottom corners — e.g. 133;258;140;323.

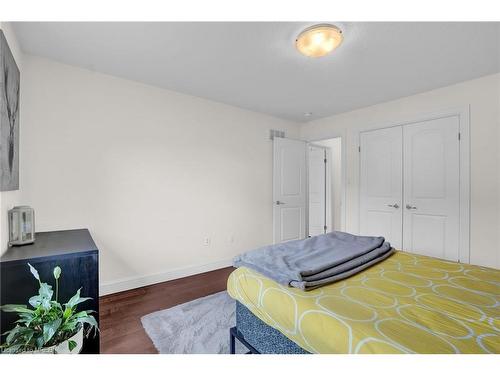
296;24;343;58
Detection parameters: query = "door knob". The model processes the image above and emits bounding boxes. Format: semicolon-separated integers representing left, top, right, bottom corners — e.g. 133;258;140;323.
387;203;399;209
276;201;286;205
406;204;417;210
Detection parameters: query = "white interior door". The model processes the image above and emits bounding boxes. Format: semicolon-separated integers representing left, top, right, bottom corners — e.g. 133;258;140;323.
359;127;403;249
308;145;329;236
273;138;306;243
403;116;460;261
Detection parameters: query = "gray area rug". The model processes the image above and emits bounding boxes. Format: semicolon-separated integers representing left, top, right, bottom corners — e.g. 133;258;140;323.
141;291;246;354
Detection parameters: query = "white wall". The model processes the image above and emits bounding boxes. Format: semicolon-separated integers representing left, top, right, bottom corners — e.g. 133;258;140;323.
300;73;500;269
19;55;299;294
0;22;22;252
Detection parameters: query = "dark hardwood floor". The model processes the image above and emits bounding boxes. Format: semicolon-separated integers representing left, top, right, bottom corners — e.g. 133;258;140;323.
99;267;234;354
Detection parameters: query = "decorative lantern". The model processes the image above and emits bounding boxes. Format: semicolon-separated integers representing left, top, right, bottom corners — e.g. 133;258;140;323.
8;206;35;246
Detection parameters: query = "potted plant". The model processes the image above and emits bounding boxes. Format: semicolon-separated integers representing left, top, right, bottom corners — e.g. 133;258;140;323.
0;263;98;354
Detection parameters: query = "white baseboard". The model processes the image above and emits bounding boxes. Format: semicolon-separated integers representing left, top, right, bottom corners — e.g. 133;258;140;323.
99;258;234;296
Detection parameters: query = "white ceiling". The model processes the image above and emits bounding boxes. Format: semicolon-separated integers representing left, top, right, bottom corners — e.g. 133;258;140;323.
12;22;500;122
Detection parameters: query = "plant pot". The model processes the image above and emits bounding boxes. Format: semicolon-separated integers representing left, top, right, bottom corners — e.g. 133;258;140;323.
24;327;84;354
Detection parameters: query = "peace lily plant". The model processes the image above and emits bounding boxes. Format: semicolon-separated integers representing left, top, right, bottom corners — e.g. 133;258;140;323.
0;263;98;354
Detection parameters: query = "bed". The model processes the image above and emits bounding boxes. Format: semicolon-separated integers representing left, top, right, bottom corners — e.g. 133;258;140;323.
227;251;500;354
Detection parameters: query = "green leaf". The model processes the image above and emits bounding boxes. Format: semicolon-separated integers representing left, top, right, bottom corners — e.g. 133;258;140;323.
41;298;51;310
35;283;54;310
42;318;61;344
5;326;33;345
72;311;88;319
68;340;77;352
28;263;41;283
21;330;35;347
63;306;73;319
0;304;32;313
60;320;78;332
65;288;81;308
53;266;61;280
78;315;98;329
74;297;92;305
17;312;34;320
28;295;42;308
35;335;44;349
38;283;54;300
5;326;22;345
65;289;92;309
15;313;36;326
50;300;63;311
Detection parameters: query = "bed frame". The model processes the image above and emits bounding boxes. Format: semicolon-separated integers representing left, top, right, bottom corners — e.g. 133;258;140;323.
229;327;260;354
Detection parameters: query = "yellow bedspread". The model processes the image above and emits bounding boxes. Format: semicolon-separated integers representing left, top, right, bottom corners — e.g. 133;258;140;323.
227;251;500;353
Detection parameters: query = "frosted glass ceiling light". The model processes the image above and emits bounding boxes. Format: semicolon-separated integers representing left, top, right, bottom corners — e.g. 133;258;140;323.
296;24;343;57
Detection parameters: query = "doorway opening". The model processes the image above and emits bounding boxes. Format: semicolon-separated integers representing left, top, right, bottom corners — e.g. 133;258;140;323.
308;137;343;236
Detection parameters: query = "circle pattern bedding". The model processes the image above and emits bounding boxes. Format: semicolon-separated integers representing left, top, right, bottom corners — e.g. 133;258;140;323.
227;251;500;353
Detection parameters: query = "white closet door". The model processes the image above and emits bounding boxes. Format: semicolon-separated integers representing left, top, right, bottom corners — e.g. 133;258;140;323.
308;145;326;236
273;138;306;243
359;127;403;249
403;116;460;261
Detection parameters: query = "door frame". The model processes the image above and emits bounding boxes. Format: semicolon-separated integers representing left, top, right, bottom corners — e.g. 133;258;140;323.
306;135;347;233
306;144;332;237
356;106;470;263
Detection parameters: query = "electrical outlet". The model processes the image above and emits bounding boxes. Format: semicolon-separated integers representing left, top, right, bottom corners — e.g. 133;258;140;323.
228;235;235;244
203;237;211;246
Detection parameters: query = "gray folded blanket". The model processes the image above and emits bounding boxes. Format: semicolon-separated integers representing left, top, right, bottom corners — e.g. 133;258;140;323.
233;231;394;291
291;247;394;290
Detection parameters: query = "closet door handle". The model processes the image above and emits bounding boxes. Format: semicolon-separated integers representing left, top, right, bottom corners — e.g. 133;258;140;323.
406;204;417;210
387;203;399;209
276;201;286;205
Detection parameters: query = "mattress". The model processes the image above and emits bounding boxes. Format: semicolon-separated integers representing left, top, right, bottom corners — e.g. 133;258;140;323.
227;251;500;353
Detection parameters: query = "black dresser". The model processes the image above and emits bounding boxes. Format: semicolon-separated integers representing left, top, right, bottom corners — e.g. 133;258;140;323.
0;229;100;354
